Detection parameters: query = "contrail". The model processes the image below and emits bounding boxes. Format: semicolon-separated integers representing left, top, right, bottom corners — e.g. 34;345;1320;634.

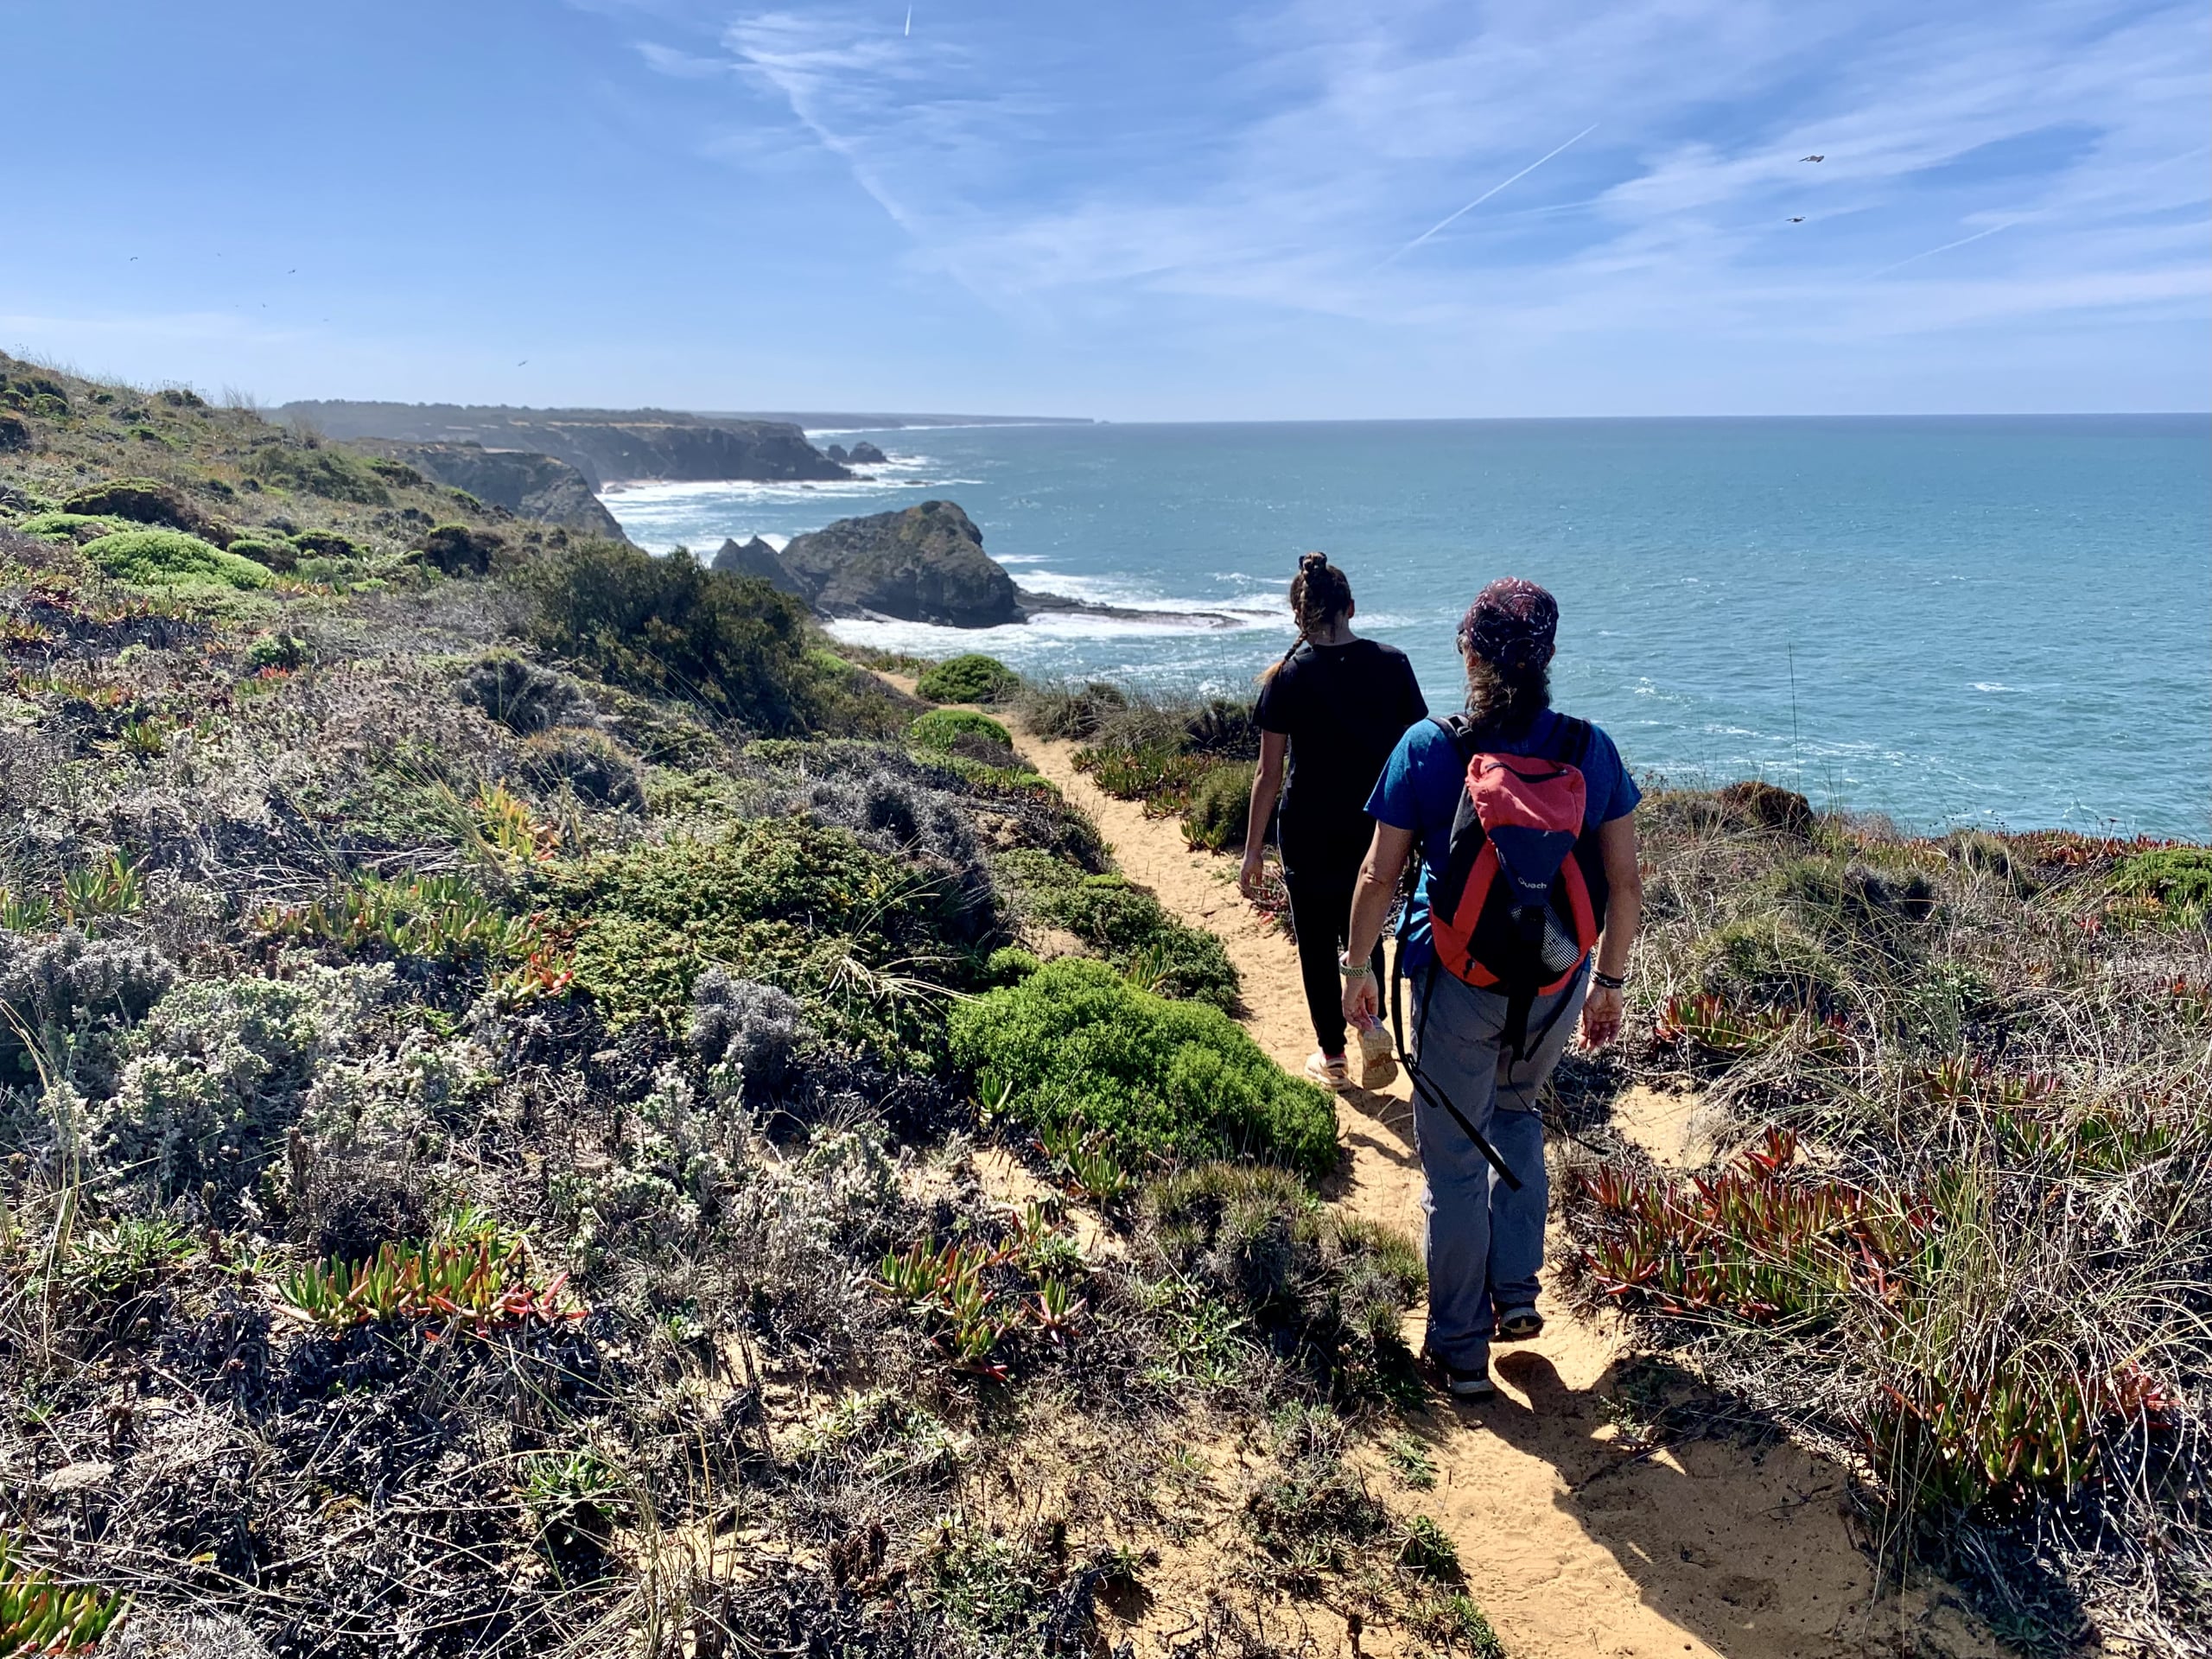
1375;123;1599;270
1865;219;2017;280
904;3;911;35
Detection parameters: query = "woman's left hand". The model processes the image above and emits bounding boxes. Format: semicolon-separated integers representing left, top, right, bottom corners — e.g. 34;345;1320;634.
1237;849;1268;902
1580;984;1624;1049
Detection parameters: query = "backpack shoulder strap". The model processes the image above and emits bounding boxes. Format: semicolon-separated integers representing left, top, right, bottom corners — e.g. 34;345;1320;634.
1433;711;1483;761
1550;714;1593;766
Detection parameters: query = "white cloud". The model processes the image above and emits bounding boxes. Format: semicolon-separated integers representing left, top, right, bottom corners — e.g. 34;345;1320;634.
636;0;2209;403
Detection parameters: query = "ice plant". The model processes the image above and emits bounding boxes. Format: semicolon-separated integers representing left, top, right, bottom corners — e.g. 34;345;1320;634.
1569;1128;1933;1325
0;1541;122;1656
1653;991;1847;1058
1872;1356;2173;1511
876;1237;1032;1378
278;1236;586;1339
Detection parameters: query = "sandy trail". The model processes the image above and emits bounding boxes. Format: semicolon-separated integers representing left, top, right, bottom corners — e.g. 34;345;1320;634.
1007;728;2003;1659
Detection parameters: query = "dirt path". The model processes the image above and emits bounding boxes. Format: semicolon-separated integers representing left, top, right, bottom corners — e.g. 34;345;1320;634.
1010;728;2004;1659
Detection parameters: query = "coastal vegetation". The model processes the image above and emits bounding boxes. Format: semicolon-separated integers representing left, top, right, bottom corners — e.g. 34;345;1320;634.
0;353;1453;1656
1;347;2204;1656
1082;683;2212;1651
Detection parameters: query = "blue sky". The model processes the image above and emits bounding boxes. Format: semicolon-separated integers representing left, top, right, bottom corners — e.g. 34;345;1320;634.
4;0;2206;417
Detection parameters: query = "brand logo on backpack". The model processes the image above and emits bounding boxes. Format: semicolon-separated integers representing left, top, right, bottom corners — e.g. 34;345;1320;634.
1427;715;1608;1056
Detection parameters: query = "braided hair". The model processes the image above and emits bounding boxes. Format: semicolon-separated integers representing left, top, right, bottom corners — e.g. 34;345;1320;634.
1262;552;1354;681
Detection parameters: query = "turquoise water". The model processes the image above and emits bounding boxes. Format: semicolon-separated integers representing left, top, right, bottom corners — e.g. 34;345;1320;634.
604;417;2211;838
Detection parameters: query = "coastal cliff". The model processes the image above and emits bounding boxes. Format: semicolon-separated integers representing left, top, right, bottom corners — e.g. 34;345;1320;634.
359;441;627;538
280;400;850;487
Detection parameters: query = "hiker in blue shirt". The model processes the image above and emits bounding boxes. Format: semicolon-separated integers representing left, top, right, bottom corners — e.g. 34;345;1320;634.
1340;577;1644;1402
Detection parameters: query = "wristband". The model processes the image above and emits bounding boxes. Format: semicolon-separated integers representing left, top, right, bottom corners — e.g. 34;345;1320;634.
1590;969;1626;991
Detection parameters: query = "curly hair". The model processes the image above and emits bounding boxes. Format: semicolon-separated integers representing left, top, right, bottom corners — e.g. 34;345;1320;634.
1459;577;1557;736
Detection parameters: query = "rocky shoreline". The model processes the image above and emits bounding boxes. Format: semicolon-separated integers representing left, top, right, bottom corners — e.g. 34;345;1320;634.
714;499;1242;631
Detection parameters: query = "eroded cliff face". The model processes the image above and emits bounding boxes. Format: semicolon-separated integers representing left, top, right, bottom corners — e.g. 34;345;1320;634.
280;402;851;487
779;499;1022;627
364;442;627;537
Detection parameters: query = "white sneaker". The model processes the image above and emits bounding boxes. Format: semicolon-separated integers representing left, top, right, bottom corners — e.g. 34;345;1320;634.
1355;1023;1398;1090
1305;1052;1353;1092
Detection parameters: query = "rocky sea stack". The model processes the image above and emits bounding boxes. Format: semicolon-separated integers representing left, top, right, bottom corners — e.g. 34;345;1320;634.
710;533;807;595
779;499;1022;627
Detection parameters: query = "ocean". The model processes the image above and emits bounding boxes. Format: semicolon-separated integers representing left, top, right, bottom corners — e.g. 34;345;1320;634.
602;416;2212;840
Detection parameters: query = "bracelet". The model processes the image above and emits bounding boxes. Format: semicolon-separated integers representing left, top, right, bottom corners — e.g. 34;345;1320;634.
1338;954;1375;979
1591;969;1626;991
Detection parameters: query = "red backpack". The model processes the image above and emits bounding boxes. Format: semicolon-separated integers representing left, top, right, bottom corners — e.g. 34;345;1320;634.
1422;714;1611;1057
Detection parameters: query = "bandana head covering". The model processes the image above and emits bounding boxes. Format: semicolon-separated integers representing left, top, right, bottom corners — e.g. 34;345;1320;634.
1459;577;1558;672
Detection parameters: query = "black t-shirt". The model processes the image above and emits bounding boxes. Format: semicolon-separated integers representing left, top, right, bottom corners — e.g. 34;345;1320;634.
1255;638;1428;850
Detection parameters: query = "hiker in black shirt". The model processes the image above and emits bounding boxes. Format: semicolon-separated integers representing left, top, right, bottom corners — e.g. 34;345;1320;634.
1241;552;1428;1091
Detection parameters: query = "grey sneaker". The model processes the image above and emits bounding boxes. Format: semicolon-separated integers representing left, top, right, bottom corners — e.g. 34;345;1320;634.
1495;1306;1545;1342
1427;1350;1495;1400
1355;1022;1398;1090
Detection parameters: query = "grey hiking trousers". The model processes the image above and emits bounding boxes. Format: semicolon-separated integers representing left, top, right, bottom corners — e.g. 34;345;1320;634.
1405;959;1588;1370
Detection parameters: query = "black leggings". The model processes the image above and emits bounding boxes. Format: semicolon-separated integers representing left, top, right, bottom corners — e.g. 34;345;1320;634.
1281;820;1383;1057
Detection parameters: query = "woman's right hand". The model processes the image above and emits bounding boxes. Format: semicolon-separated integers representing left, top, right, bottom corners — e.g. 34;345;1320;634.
1237;849;1268;902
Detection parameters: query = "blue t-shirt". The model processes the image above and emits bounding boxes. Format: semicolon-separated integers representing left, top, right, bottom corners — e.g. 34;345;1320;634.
1365;709;1641;969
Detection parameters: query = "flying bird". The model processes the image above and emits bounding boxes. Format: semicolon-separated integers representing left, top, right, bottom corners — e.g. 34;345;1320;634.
288;268;296;274
1788;216;1805;223
128;255;138;261
1801;155;1824;162
518;359;529;367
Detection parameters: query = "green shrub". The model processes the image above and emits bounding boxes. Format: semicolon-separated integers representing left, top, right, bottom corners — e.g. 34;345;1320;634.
994;849;1087;900
520;539;820;734
1028;874;1239;1009
17;511;129;544
1690;917;1844;1015
226;537;298;572
82;528;274;590
985;945;1040;984
1182;760;1254;852
290;526;367;560
1140;1162;1421;1393
2110;847;2212;925
59;475;230;541
916;652;1019;705
550;817;984;1062
1776;855;1936;944
248;442;391;504
416;523;505;576
245;632;306;672
909;707;1012;753
948;957;1338;1179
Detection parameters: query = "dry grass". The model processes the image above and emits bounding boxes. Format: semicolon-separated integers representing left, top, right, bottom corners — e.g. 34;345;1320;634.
1559;788;2212;1652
